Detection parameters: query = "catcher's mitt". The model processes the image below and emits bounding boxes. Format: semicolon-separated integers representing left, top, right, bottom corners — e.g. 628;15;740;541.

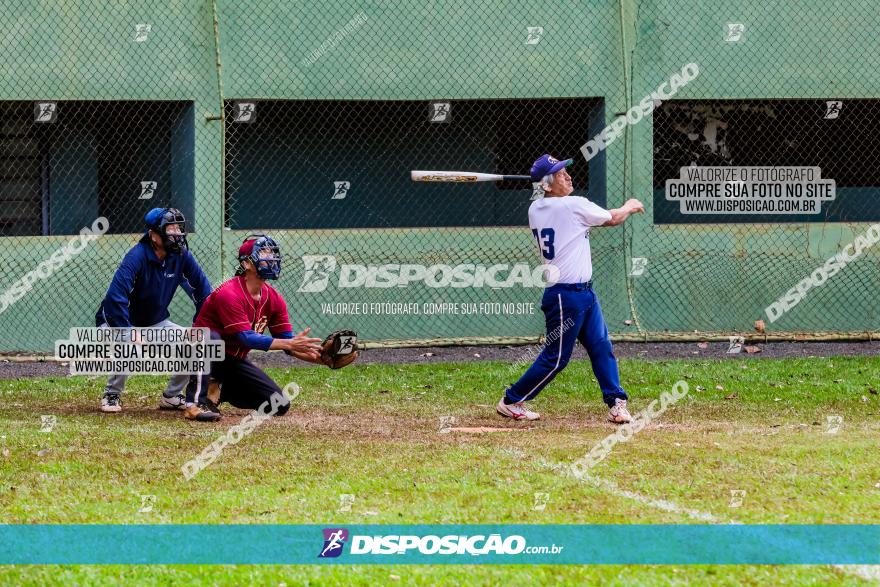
320;329;359;369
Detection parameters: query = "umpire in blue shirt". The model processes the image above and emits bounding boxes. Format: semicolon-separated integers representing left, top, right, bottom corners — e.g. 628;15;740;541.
95;208;212;413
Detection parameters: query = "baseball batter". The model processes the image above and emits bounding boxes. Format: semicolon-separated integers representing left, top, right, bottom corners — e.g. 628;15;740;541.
497;154;644;423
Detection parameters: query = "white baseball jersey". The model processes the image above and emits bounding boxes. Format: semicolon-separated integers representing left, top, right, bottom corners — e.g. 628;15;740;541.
528;196;612;284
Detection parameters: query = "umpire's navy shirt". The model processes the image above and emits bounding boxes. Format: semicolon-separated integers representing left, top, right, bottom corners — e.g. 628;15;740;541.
95;235;212;327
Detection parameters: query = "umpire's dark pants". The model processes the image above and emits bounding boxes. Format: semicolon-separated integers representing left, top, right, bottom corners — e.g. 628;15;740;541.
186;334;289;416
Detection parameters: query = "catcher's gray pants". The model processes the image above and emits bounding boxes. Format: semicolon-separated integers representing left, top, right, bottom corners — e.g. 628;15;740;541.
99;319;189;397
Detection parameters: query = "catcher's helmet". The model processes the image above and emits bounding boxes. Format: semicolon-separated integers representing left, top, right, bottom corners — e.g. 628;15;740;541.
238;234;282;280
144;207;188;254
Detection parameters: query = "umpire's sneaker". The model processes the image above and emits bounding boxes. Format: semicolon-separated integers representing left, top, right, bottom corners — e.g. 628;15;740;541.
100;392;122;413
184;403;222;422
496;397;540;421
608;398;632;424
159;393;187;410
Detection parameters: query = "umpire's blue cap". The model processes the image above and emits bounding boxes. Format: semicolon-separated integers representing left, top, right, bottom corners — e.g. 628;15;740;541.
144;208;166;230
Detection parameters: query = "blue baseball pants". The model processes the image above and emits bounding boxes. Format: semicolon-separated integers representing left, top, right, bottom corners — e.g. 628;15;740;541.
505;282;627;407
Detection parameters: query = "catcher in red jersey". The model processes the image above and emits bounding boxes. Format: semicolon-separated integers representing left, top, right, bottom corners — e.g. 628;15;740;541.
183;234;325;421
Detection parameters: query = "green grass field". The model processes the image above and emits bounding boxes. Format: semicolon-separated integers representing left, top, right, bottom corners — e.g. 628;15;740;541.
1;355;879;585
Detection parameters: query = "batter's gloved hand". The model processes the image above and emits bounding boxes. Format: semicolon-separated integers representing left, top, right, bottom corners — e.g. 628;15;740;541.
320;329;360;369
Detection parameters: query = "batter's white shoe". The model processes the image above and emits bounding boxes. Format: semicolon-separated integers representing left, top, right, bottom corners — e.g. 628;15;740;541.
496;397;540;421
100;392;122;413
608;398;632;424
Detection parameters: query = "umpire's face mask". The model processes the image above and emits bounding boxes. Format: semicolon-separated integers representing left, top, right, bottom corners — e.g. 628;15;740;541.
161;223;188;254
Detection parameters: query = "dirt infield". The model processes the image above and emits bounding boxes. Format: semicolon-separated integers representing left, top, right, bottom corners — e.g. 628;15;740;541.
2;340;878;380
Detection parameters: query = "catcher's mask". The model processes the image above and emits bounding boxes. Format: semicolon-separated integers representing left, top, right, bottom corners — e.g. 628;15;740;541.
144;207;188;254
238;234;282;280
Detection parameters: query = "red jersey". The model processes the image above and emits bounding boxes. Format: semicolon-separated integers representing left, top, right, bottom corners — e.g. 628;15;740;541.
195;274;292;359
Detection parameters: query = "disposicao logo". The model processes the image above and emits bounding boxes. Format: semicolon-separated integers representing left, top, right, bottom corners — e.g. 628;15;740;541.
319;528;349;558
317;530;563;558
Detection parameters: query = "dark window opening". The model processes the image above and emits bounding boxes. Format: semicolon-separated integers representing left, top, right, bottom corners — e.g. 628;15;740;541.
653;99;880;223
224;98;605;229
0;101;194;236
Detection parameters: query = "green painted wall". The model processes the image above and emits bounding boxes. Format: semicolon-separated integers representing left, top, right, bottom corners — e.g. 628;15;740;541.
0;0;877;352
628;0;880;333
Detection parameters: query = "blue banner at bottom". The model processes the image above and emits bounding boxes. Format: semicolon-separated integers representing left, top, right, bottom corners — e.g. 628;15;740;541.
1;525;877;564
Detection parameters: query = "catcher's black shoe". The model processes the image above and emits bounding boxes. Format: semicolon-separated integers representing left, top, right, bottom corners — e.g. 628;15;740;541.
203;398;222;415
184;403;221;422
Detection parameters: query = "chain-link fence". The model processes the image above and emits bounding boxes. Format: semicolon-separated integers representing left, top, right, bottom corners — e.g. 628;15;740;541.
631;0;880;337
1;1;879;353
